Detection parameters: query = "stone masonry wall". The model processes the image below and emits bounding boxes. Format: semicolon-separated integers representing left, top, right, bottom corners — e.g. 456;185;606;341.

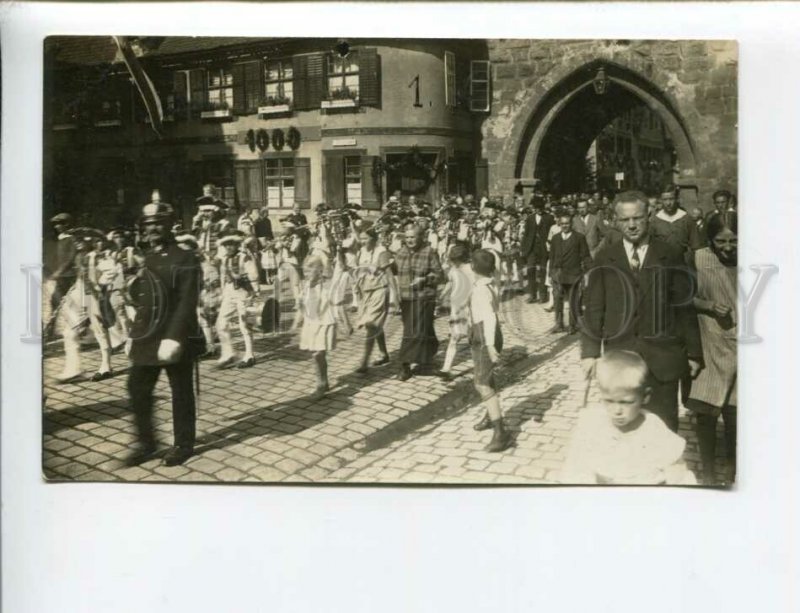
483;40;737;208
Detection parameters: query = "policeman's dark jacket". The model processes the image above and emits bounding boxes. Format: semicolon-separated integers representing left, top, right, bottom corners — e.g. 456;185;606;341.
128;240;205;365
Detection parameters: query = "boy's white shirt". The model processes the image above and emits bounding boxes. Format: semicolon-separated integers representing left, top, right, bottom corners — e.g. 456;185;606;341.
470;276;499;361
559;408;697;485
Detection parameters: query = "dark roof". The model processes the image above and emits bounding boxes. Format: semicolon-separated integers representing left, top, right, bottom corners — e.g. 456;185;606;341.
47;36;278;67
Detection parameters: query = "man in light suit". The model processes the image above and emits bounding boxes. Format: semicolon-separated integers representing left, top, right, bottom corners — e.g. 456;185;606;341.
520;197;554;304
581;191;704;432
572;199;603;258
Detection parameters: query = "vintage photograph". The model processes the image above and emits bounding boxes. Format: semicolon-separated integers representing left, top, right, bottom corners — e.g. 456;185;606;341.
41;36;738;485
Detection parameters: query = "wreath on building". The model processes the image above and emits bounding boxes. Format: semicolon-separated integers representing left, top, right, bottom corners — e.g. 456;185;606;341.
371;146;448;184
287;126;301;150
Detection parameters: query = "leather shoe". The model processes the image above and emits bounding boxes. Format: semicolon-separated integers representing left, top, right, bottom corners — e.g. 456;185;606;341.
397;365;412;381
526;297;537;304
549;325;567;334
124;443;157;467
568;327;578;335
436;370;453;382
55;372;82;384
237;357;256;369
373;355;391;367
163;446;193;467
91;370;113;382
473;413;493;431
356;365;369;374
543;306;554;313
214;356;236;370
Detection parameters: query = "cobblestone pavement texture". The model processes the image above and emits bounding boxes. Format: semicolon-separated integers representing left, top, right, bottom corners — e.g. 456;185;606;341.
43;287;730;485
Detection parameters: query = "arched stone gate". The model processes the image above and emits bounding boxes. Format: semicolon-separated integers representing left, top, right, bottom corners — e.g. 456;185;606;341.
482;40;737;209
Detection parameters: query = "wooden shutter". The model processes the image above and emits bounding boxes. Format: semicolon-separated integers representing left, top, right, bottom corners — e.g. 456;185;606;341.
189;68;206;116
475;158;489;198
231;64;247;115
172;71;188;119
360;155;380;210
325;155;345;206
306;53;327;109
294;157;311;209
470;60;491;112
358;48;381;108
444;51;456;107
245;60;263;113
234;160;264;208
292;55;309;110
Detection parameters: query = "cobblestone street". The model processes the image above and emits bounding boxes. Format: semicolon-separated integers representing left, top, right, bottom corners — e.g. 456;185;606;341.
43;290;723;485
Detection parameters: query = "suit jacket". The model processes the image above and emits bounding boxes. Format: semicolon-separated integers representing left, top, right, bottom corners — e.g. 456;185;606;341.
128;241;204;365
520;212;554;262
572;213;603;256
550;231;592;285
581;238;703;382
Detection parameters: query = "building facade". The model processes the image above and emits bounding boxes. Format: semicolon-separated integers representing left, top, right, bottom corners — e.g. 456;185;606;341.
44;37;490;229
44;37;737;231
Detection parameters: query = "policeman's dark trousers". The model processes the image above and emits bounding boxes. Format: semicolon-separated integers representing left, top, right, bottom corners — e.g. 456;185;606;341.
128;355;196;450
646;376;680;432
526;257;548;301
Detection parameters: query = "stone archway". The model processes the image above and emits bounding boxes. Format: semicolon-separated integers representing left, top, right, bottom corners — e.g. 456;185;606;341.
514;60;697;190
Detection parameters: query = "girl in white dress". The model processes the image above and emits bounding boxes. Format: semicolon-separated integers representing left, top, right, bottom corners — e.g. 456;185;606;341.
299;254;337;399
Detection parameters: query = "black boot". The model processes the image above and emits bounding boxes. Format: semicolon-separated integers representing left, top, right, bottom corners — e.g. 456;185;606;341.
485;419;511;452
473;413;493;431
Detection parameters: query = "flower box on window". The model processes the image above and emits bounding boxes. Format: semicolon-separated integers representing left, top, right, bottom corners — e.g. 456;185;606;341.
52;122;78;131
322;87;359;109
258;103;292;116
145;114;175;124
93;118;123;128
201;103;233;120
321;98;358;109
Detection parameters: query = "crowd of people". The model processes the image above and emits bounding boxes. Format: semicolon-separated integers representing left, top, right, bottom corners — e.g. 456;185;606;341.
45;182;738;483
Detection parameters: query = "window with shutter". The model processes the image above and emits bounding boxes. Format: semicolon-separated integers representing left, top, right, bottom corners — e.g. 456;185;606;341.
264;158;296;209
470;60;491;112
327;52;358;101
264;59;293;106
358;48;381;108
444;51;456;108
207;67;234;110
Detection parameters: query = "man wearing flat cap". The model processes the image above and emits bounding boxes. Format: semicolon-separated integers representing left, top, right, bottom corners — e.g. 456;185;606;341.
125;192;204;467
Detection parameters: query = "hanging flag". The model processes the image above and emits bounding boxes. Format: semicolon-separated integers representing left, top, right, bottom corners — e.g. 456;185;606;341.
112;35;163;137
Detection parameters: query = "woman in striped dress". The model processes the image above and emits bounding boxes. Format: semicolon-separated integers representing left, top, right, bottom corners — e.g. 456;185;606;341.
687;211;738;485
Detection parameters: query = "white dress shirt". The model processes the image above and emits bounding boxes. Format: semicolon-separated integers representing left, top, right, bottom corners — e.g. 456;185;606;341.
622;238;649;270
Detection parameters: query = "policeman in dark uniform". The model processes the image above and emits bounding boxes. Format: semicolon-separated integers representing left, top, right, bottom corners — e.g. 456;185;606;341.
124;194;205;467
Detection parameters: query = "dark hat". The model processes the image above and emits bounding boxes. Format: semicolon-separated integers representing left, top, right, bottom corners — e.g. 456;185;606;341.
50;213;73;225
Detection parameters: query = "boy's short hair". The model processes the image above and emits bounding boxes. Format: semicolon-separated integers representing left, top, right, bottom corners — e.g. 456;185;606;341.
471;249;496;277
596;350;649;391
448;244;470;265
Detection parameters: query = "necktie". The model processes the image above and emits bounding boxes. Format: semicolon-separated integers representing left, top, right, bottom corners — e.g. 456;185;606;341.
631;246;641;272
